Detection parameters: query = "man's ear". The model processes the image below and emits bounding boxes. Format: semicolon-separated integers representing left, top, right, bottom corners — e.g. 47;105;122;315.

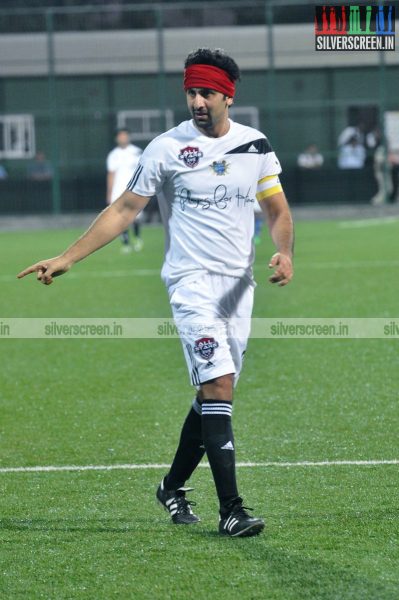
227;97;234;106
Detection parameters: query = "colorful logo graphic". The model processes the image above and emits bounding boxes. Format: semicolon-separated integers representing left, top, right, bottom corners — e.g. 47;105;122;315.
178;146;204;168
314;6;395;51
210;160;230;176
193;337;219;360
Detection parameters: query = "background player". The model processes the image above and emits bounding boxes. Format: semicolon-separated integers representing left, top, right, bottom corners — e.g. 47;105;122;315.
18;48;293;538
107;128;143;252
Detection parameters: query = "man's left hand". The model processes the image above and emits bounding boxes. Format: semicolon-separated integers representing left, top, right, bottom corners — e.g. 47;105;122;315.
268;252;293;286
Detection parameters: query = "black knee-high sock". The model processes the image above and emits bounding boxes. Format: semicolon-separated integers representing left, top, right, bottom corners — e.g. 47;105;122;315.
164;397;206;490
201;400;239;511
133;222;141;238
121;230;129;245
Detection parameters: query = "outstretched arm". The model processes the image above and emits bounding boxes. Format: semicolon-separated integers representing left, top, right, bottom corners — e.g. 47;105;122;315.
17;190;149;285
259;190;294;286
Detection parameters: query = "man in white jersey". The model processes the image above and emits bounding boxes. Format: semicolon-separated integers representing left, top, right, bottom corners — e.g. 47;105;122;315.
18;48;293;538
106;128;143;252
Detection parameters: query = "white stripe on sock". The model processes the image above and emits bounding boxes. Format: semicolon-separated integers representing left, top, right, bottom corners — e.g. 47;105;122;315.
202;409;232;416
202;403;232;409
202;404;232;414
202;406;232;411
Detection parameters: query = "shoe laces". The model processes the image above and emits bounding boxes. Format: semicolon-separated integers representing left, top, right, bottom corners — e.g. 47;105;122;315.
229;501;253;518
175;489;197;514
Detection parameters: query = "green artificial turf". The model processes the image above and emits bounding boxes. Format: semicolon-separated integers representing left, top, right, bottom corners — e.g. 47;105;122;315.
0;219;398;599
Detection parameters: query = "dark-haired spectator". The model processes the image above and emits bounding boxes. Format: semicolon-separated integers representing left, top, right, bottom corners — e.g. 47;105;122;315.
338;136;366;169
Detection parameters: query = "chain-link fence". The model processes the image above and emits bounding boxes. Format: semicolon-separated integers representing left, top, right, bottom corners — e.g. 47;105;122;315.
0;0;398;213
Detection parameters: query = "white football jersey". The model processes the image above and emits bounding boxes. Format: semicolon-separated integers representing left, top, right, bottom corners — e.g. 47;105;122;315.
107;144;142;202
127;119;282;288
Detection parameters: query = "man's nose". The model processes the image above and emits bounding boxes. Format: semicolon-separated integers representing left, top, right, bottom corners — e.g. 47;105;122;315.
193;94;206;109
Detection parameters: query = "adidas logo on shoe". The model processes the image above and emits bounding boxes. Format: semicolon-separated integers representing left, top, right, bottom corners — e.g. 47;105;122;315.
219;500;265;537
156;478;200;525
220;441;234;451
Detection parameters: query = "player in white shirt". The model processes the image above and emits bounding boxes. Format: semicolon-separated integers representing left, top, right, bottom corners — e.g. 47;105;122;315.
106;128;143;252
18;48;294;538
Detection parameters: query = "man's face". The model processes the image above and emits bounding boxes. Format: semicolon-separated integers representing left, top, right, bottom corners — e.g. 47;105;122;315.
116;131;130;148
186;88;231;131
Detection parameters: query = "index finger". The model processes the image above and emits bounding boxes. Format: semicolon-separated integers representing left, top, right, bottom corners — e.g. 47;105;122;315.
17;264;45;279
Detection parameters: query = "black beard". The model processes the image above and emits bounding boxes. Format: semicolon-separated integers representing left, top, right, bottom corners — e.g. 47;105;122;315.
193;113;212;129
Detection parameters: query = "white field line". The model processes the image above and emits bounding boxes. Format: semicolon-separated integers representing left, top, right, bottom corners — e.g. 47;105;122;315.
338;216;399;228
298;259;399;269
0;459;398;474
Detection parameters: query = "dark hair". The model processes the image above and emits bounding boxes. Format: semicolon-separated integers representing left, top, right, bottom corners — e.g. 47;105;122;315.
115;127;130;136
184;48;241;83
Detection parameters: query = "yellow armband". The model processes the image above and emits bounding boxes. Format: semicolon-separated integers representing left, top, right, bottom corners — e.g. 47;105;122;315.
256;174;283;201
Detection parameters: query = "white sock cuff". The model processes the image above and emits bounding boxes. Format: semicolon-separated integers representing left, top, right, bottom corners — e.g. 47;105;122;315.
201;401;232;418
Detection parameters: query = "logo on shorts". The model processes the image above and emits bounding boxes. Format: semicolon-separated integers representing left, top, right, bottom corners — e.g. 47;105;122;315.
179;146;203;168
193;337;219;360
210;160;230;176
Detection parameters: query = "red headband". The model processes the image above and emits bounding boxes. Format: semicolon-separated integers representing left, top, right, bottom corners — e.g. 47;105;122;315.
183;64;236;98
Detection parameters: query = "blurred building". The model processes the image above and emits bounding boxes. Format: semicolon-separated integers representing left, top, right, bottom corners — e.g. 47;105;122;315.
0;1;398;212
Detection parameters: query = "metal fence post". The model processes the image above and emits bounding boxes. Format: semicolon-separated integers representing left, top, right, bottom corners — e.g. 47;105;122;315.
156;5;167;132
266;1;276;141
46;8;61;214
378;50;390;204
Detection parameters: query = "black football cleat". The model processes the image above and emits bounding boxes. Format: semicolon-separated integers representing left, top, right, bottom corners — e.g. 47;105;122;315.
156;478;200;525
219;499;265;537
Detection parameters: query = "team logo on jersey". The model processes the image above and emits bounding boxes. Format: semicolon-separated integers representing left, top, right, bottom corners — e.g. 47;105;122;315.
210;160;230;176
193;337;219;360
179;146;203;168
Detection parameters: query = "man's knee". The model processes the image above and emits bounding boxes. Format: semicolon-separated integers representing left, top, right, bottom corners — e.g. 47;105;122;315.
199;373;234;401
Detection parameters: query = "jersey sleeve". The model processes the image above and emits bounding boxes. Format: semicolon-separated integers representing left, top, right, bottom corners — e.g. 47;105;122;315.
259;144;282;180
126;143;166;197
256;144;283;201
